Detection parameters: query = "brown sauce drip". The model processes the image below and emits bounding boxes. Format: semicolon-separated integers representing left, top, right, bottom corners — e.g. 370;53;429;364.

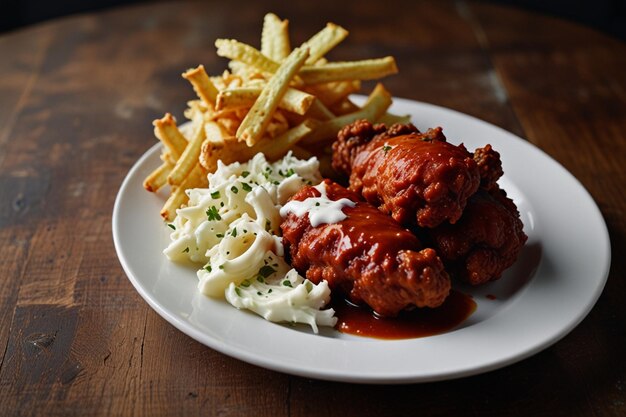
333;290;476;340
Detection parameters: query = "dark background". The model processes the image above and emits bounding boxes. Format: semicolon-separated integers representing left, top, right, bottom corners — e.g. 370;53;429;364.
1;0;625;41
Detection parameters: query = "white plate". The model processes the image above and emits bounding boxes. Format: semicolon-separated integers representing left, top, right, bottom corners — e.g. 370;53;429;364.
112;97;610;384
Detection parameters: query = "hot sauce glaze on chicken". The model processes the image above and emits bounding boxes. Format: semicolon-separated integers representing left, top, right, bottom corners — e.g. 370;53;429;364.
281;180;451;318
333;120;481;228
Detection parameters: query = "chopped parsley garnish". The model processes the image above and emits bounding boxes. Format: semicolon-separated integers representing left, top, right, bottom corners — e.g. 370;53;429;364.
182;247;190;253
235;287;242;297
285;168;295;177
210;190;220;199
315;202;320;206
282;280;293;288
241;170;250;178
231;228;237;237
241;279;251;288
206;206;221;221
382;144;392;154
258;265;277;278
216;233;224;238
230;185;238;194
241;182;252;192
204;264;212;272
167;223;176;230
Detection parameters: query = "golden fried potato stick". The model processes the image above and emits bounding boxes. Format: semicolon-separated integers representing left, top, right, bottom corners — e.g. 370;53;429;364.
215;39;280;74
305;99;335;120
182;65;219;106
299;56;398;84
160;163;208;221
153;114;187;158
168;122;207;186
143;162;172;192
304;80;361;107
302;83;392;145
300;22;349;64
216;87;315;115
329;98;360;115
236;47;310;146
377;112;411;125
261;13;291;61
201;120;316;172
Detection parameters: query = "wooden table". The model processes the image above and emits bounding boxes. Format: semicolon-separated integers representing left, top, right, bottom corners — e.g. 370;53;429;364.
1;1;624;415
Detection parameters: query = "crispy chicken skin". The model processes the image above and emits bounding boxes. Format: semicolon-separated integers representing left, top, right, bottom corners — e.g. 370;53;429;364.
332;120;481;228
280;180;451;316
426;186;527;285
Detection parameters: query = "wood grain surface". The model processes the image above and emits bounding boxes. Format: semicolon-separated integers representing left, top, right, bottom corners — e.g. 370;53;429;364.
0;1;624;416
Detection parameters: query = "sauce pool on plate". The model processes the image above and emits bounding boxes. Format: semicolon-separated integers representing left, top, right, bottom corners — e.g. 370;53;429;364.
333;290;476;339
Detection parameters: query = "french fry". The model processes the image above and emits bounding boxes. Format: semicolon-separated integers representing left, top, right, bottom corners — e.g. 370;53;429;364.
143;162;172;192
153;114;187;158
182;65;219;106
329;98;360;115
215;39;280;74
168;122;207;186
299;56;398;84
256;119;317;159
261;13;290;61
304;80;361;107
160;163;208;221
200;120;316;172
301;22;349;64
217;87;315;115
236;47;309;146
377;112;411;125
302;83;392;145
161;187;187;221
305;99;335;120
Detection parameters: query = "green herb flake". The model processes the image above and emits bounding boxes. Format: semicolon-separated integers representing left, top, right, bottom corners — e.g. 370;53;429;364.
315;202;320;206
256;276;265;283
182;247;190;253
231;228;237;237
285;168;295;177
257;291;262;296
241;279;251;288
241;170;250;178
235;287;242;297
258;265;277;278
206;206;221;221
282;280;293;288
216;233;224;238
204;264;212;273
230;185;239;194
241;182;252;192
167;223;176;230
210;190;220;199
382;144;392;154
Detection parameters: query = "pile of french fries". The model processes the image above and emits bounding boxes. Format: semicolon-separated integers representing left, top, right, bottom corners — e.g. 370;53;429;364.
143;13;408;221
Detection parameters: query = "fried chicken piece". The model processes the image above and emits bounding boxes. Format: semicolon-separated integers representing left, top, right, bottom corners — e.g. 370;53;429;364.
332;120;481;228
474;144;503;191
426;186;527;285
280;179;450;316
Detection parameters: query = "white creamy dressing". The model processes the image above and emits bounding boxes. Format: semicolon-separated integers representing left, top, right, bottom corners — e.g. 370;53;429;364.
279;182;356;227
164;152;337;333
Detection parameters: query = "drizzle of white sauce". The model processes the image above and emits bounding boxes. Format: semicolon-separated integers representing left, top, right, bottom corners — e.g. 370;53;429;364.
279;182;356;227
